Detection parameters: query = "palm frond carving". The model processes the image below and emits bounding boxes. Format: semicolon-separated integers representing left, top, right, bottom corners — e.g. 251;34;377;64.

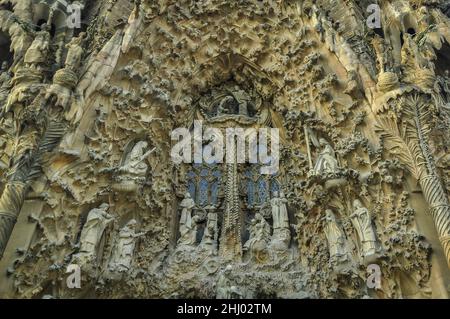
375;115;422;180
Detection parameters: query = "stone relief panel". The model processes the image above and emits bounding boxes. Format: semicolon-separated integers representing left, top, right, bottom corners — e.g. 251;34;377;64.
0;0;448;299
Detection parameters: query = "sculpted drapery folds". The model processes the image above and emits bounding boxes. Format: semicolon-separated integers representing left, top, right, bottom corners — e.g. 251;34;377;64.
1;0;450;299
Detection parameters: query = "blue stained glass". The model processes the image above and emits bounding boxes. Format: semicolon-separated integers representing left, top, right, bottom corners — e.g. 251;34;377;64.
257;178;268;205
200;168;209;177
247;179;254;206
211;169;221;205
188;180;196;199
187;170;196;178
271;180;280;196
199;178;209;205
245;169;254;206
211;180;219;205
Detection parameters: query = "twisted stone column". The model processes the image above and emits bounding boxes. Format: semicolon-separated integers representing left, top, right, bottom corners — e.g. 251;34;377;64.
0;182;27;257
219;162;242;261
420;174;450;266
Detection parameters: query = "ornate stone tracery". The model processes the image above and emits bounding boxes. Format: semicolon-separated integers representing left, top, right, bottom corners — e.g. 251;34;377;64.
0;0;448;299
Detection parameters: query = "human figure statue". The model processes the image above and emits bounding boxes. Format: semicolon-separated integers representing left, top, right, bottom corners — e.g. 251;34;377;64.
200;210;218;253
24;23;50;69
109;219;146;272
372;35;397;73
243;213;271;259
269;192;290;250
64;33;85;71
178;192;198;246
216;265;244;299
351;199;378;259
118;141;153;177
45;33;86;108
323;209;348;265
313;138;339;175
75;203;114;264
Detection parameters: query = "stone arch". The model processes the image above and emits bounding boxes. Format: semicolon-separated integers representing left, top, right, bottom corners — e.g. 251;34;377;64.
176;53;281;108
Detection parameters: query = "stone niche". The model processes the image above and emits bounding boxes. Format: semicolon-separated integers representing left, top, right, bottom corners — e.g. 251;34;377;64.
0;0;450;299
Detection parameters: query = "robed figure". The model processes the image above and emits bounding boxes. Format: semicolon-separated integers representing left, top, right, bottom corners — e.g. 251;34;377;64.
178;192;198;246
313;138;339;175
351;199;378;259
324;209;348;265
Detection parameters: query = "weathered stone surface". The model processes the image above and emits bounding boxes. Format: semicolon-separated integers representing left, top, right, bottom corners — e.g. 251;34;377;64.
0;0;449;299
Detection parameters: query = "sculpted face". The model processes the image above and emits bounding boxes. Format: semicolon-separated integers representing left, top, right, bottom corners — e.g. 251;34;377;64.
353;199;362;209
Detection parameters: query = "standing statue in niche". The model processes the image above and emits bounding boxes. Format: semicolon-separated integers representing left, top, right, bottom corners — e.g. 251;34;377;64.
323;209;348;266
351;199;378;261
269;192;290;250
24;23;50;70
243;213;271;260
74;203;114;264
109;219;146;272
313;138;340;175
178;192;199;246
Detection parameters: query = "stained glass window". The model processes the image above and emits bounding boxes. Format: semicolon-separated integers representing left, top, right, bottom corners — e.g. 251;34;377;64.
244;165;280;207
186;164;221;207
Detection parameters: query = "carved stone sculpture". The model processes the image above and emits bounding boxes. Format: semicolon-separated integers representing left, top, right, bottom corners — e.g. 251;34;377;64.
216;265;244;299
23;24;50;70
351;199;378;262
323;209;348;266
9;22;32;65
200;210;218;253
243;213;271;260
45;33;85;109
0;0;449;300
0;61;12;109
313;138;339;175
74;204;114;265
177;192;198;246
113;141;154;192
269;192;290;250
228;86;251;116
109;219;145;272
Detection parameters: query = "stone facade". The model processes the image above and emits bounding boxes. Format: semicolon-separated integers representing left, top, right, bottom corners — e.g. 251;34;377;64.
0;0;449;298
